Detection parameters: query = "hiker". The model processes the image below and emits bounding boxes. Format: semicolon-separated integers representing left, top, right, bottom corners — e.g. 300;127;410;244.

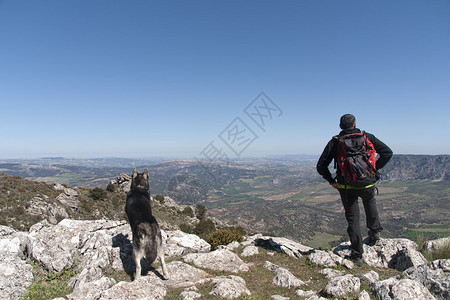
316;114;393;265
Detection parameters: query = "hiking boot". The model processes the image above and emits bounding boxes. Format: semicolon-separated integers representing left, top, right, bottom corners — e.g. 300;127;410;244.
368;230;381;245
345;253;363;267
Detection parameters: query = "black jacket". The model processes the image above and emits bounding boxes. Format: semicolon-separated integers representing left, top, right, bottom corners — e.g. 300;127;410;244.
316;128;393;185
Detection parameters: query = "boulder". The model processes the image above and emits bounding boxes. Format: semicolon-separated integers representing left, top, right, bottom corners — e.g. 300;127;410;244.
324;274;360;298
56;187;80;210
209;275;251;299
163;230;211;256
0;226;34;300
26;196;69;224
241;245;259;257
309;249;354;269
403;259;449;300
98;276;167;300
334;238;427;271
423;237;450;252
372;277;436;300
183;249;251;273
160;261;211;289
248;234;313;258
264;261;304;288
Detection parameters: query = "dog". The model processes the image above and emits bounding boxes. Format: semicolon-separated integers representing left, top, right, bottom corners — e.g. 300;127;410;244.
125;168;168;280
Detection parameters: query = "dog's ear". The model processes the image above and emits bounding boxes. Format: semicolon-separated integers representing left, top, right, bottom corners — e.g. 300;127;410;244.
143;168;149;180
132;168;138;179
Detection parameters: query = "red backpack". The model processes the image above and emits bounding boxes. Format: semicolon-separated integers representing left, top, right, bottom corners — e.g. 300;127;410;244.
334;131;379;187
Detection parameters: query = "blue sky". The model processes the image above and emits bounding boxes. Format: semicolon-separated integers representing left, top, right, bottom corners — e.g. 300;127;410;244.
1;0;449;158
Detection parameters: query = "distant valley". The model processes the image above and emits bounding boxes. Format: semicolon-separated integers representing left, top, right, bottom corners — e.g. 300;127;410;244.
0;154;448;247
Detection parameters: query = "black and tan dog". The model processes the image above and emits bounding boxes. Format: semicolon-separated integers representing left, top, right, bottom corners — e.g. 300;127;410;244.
125;168;168;279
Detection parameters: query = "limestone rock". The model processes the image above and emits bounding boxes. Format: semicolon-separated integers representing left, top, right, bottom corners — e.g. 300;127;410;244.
66;277;116;300
164;230;211;256
296;289;317;298
371;277;436;300
209;275;251;299
241;245;259;257
334;238;427;271
271;295;290;300
309;249;354;269
362;270;379;284
115;173;131;193
358;290;371;300
423;237;450;252
0;226;34;300
403;259;450;300
319;268;345;279
324;274;360;298
160;261;212;289
264;261;304;288
56;187;80;210
98;276;167;300
26;196;69;224
183;249;251;273
180;290;202;300
248;234;313;258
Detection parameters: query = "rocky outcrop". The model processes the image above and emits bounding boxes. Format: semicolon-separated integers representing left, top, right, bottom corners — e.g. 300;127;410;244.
371;278;436;299
0;226;34;300
55;187;80;211
26;196;69;224
403;259;449;300
0;219;448;299
334;238;428;271
423;237;450;253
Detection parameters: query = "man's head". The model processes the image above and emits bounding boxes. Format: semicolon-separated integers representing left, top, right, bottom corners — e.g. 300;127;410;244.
340;114;356;129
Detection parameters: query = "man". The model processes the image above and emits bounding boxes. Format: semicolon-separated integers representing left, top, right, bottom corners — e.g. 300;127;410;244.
316;114;393;266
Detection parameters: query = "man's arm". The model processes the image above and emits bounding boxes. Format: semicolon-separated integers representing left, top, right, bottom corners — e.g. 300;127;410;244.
316;139;336;184
367;133;393;169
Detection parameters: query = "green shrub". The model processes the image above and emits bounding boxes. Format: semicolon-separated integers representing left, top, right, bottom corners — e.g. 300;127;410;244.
154;195;165;204
193;219;216;239
208;226;246;250
179;223;193;234
89;187;107;201
182;206;194;217
106;183;116;192
196;204;206;220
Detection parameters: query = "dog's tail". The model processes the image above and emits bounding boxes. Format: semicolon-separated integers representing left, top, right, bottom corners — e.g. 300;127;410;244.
137;223;160;264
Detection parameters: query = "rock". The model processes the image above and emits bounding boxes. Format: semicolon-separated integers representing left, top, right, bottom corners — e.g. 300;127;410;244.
180;290;202;300
53;182;65;191
98;276;167;300
160;261;211;289
116;173;131;193
26;196;69;224
324;274;360;298
248;234;313;258
296;289;316;298
305;295;328;300
372;277;436;299
66;277;116;300
241;245;259;257
271;295;290;300
309;249;354;269
334;238;427;271
218;240;240;251
362;270;379;284
183;249;251;273
209;275;251;299
0;226;34;300
264;261;304;288
164;230;211;256
423;237;450;252
358;290;371;300
56;187;80;210
403;259;450;300
319;268;345;279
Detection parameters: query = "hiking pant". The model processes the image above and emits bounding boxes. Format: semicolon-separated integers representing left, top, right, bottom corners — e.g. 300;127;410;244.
338;186;383;257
